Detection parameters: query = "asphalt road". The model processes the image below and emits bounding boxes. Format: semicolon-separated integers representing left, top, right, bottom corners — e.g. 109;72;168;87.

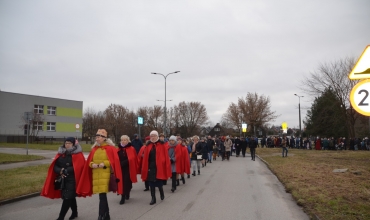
0;149;309;220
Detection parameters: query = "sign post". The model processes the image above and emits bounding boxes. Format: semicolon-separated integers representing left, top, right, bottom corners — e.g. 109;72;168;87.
282;122;288;134
349;45;370;117
24;112;33;155
138;116;144;139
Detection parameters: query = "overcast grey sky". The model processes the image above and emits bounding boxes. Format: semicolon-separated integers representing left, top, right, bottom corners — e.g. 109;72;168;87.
1;0;369;129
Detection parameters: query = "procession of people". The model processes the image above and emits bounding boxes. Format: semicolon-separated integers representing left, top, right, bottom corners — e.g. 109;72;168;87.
42;129;259;220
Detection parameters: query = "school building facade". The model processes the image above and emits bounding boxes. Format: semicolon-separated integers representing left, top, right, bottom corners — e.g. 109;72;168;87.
0;90;83;139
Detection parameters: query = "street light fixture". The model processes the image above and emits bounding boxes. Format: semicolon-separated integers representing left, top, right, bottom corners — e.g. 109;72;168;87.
294;94;304;134
151;71;180;137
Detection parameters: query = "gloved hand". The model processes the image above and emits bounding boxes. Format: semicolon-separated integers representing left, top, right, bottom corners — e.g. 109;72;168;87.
62;168;68;176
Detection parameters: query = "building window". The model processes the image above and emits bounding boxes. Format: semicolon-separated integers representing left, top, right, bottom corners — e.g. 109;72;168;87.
47;122;56;131
47;106;56;115
215;128;220;132
33;122;43;131
34;105;44;114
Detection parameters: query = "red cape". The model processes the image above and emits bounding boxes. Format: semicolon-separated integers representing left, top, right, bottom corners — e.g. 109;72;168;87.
137;145;146;174
76;145;123;197
141;141;171;181
315;139;322;150
117;146;139;183
181;145;191;174
41;152;85;199
174;144;184;174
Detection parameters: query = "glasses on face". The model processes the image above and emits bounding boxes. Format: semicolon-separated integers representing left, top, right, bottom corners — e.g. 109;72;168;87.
95;134;106;138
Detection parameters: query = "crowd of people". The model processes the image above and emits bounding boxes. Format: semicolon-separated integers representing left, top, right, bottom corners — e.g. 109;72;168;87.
41;129;261;220
260;136;370;151
42;128;370;220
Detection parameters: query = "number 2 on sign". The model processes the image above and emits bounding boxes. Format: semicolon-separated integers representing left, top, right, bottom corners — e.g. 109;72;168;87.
358;90;369;106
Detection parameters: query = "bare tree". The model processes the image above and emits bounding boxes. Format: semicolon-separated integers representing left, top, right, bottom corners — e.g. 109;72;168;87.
83;108;105;143
174;101;209;137
222;93;278;135
19;111;45;138
104;104;129;143
221;103;240;129
144;105;163;133
301;57;358;137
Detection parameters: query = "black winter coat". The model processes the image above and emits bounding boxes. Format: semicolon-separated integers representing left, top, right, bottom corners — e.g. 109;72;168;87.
53;151;76;200
190;142;203;160
249;139;257;149
147;146;157;182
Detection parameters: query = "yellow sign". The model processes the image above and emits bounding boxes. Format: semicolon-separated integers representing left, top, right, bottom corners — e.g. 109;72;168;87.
350;79;370;116
348;45;370;80
282;122;288;130
242;128;247;133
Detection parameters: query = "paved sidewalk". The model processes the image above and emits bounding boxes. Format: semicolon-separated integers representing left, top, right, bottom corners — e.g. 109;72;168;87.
0;148;88;170
0;154;309;220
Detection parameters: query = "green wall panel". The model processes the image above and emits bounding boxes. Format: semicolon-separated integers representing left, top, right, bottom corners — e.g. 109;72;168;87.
56;122;82;132
57;107;82;118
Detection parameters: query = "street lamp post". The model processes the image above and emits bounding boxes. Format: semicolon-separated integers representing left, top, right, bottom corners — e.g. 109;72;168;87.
294;94;304;134
152;71;180;137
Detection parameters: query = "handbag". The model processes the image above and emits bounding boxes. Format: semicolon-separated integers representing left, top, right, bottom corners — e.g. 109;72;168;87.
197;154;203;160
54;175;65;190
108;167;118;192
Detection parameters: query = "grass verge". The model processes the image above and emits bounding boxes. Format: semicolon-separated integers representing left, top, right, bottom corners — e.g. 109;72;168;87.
0;153;45;164
0;142;93;153
0;164;49;201
256;148;370;220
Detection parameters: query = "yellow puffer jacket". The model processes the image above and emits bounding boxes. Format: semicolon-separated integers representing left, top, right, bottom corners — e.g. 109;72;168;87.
89;147;111;194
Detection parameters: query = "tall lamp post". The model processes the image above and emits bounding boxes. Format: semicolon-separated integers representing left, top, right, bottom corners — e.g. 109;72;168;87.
294;94;304;134
151;71;180;137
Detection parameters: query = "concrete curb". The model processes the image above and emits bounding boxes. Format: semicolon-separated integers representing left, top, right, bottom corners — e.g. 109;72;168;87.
255;154;269;165
0;192;40;206
256;154;318;220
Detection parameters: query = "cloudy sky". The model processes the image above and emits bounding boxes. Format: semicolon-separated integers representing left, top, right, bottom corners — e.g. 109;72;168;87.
1;0;369;129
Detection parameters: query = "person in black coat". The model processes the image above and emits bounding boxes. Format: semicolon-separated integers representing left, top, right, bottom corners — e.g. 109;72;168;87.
234;137;241;157
53;137;84;220
220;138;226;161
240;138;247;157
190;136;202;176
131;134;143;154
200;138;208;167
249;137;257;161
206;136;215;163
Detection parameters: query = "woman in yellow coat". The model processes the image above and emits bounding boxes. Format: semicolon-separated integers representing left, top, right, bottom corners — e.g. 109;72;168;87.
77;129;122;220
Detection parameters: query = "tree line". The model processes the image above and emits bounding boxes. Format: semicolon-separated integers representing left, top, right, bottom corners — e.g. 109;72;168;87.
82;101;209;143
82;92;280;142
302;57;368;138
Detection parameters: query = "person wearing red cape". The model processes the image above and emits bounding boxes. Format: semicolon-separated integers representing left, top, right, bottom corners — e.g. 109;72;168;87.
141;130;171;205
117;135;139;204
167;135;183;192
41;137;85;220
178;137;190;184
315;137;322;150
76;129;122;220
138;136;151;191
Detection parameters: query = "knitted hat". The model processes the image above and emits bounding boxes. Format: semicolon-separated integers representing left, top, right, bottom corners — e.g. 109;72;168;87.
169;135;177;141
150;130;159;136
65;137;76;146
